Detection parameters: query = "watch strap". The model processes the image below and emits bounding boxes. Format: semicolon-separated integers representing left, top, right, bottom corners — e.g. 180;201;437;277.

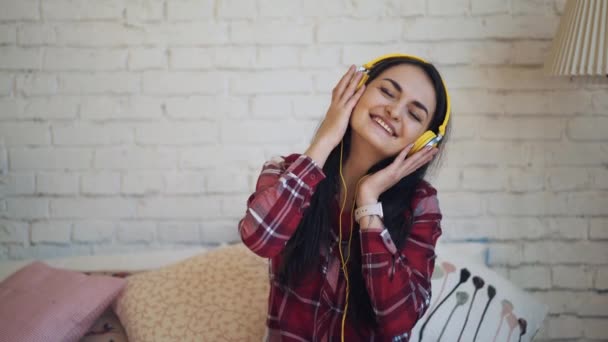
354;202;383;223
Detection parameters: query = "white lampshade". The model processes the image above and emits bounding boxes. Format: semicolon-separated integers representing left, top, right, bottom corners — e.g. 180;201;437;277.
544;0;608;76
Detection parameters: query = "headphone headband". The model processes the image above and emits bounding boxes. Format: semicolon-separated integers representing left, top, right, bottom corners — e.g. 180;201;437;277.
359;53;451;138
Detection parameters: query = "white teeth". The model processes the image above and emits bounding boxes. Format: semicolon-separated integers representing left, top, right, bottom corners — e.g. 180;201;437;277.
373;117;394;136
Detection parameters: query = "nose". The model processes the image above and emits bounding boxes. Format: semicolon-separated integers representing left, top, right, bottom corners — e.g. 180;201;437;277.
386;103;403;121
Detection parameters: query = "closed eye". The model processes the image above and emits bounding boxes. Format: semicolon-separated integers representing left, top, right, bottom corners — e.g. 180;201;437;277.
410;111;421;122
380;87;394;98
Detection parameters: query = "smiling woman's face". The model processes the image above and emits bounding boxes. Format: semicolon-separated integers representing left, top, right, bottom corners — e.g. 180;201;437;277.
350;63;437;159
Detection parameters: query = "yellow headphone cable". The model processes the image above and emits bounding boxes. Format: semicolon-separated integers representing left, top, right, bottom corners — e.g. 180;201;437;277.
336;53;451;341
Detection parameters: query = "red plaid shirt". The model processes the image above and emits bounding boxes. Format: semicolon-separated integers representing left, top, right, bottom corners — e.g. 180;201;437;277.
238;153;442;341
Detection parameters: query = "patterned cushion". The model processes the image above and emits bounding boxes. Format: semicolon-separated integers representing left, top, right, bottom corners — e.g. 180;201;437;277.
409;251;548;342
114;243;268;341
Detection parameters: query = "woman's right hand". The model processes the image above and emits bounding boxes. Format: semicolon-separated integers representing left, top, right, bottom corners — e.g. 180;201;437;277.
312;65;366;149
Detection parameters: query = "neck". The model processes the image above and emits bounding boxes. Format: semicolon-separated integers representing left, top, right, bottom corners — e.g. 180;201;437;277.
339;131;384;207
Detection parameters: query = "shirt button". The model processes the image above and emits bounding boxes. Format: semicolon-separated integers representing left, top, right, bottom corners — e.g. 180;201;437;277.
310;174;316;180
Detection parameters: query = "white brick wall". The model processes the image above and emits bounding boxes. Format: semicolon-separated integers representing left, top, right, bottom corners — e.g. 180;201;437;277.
0;0;606;339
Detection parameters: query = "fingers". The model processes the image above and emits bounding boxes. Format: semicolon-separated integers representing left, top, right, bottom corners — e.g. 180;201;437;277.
333;65;364;104
333;65;356;100
398;143;414;161
420;146;439;165
368;145;438;192
398;145;438;174
344;83;365;110
417;146;439;166
340;69;364;103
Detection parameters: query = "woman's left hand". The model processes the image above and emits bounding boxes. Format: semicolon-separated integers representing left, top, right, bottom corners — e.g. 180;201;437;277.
356;144;439;206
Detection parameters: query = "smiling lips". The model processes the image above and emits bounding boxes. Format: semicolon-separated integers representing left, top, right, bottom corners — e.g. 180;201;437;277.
370;114;396;137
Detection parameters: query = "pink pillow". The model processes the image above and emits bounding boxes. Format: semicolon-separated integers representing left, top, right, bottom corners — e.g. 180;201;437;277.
0;261;126;342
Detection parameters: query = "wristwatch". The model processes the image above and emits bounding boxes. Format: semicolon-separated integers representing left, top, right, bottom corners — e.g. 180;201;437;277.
354;202;383;224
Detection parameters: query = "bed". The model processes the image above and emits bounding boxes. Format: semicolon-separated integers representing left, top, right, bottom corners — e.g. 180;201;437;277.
0;243;548;342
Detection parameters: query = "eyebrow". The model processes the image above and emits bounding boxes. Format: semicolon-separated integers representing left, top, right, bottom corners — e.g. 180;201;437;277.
382;78;429;119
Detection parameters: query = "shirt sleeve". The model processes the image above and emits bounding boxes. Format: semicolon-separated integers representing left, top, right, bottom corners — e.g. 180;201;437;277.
238;153;326;258
358;182;442;340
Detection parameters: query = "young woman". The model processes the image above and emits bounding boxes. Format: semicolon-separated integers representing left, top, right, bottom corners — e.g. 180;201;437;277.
239;54;451;341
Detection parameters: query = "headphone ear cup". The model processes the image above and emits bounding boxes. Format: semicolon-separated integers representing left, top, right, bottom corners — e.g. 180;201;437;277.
409;131;437;156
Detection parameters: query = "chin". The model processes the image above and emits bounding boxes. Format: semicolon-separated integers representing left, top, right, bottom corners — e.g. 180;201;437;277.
360;129;397;159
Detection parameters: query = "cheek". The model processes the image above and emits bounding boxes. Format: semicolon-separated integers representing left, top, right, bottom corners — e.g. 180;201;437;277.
351;94;373;121
357;87;387;107
400;121;426;141
353;91;373;111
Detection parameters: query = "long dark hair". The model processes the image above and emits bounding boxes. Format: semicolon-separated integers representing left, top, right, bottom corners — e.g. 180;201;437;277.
277;57;451;330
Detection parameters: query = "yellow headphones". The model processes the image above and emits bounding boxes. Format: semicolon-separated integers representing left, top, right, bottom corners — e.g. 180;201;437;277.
337;53;450;341
356;53;451;156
